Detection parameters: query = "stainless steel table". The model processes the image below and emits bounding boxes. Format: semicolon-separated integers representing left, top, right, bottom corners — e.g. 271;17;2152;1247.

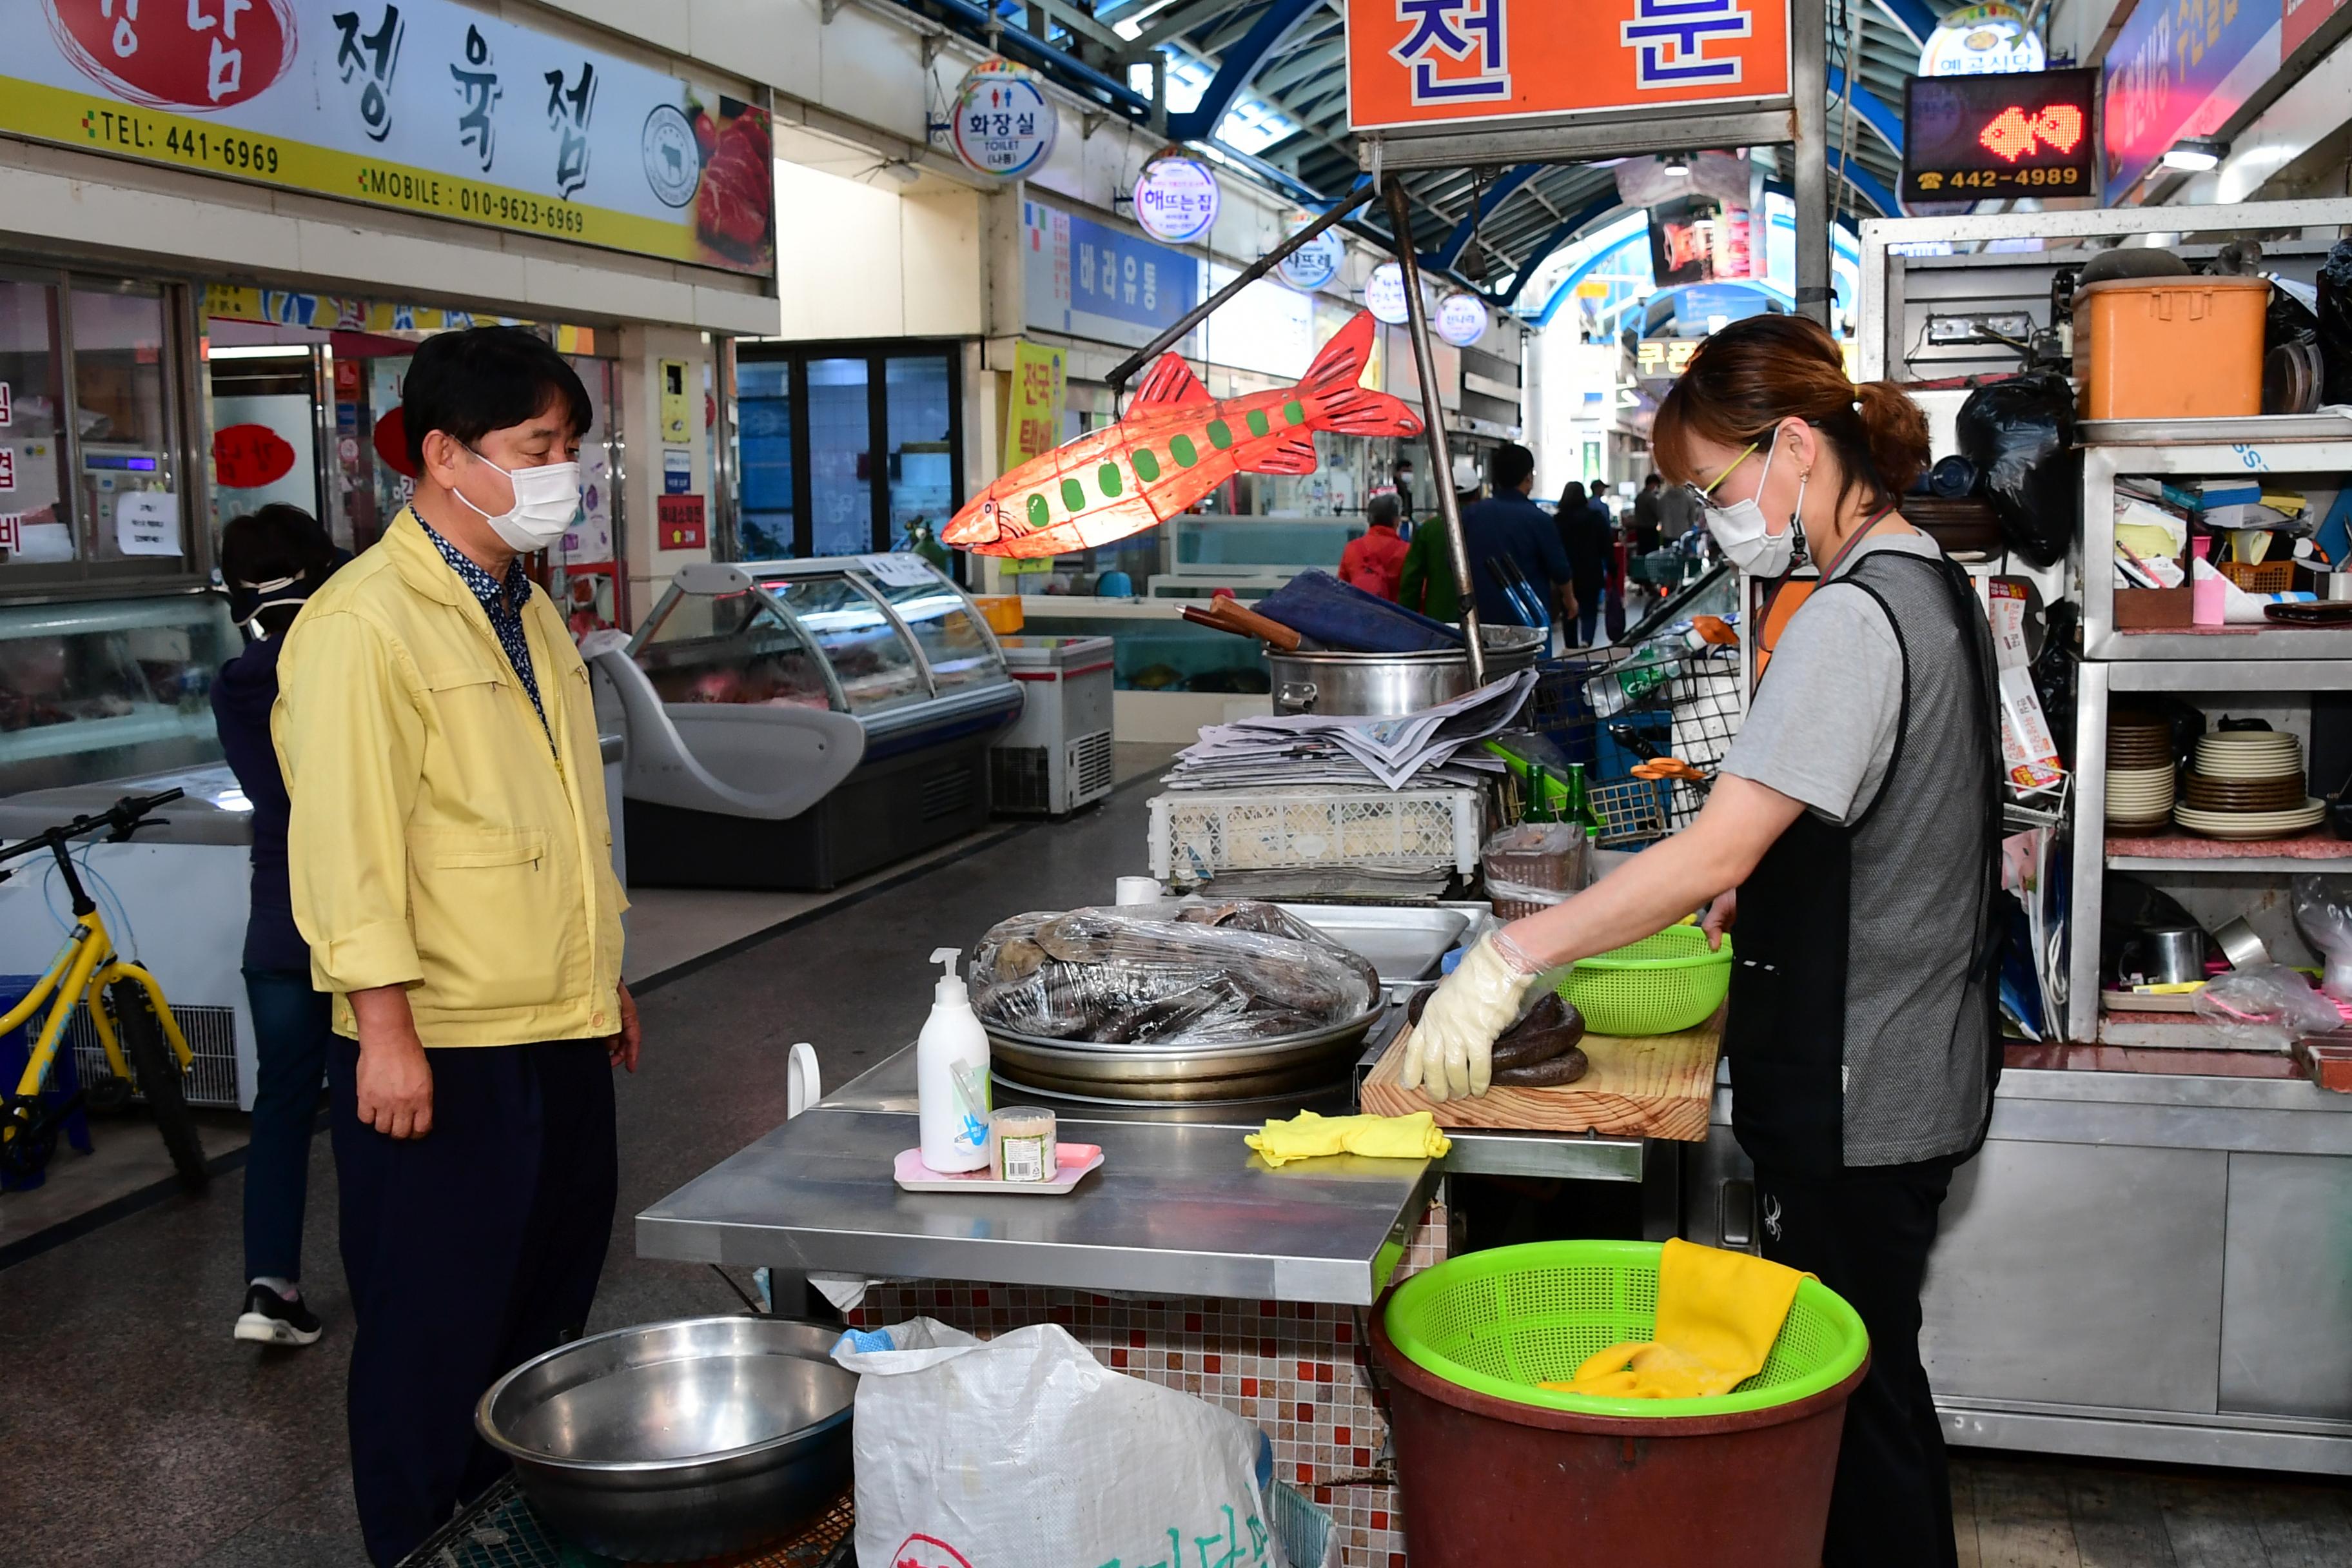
637;1057;1440;1306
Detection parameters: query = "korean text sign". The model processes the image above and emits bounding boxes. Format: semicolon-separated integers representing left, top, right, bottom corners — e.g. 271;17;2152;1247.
0;0;774;276
1347;0;1792;130
1023;199;1204;351
1005;340;1066;471
2101;0;2278;197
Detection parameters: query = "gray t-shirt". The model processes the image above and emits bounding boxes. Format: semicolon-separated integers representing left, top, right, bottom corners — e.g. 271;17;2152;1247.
1721;531;1948;823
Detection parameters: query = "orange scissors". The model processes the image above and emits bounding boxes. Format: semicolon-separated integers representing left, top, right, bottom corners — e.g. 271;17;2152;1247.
1632;758;1708;785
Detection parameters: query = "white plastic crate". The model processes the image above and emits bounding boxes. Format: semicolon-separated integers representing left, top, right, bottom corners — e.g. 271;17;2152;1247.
1148;787;1482;880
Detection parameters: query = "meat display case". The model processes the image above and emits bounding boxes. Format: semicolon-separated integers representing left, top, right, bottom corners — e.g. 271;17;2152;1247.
614;556;1021;890
0;591;239;797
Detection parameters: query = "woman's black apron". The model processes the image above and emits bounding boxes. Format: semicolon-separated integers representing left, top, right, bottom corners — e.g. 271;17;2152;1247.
1725;549;2006;1177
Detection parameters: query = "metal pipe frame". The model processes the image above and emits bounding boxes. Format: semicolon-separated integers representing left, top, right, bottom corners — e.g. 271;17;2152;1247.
1855;195;2352;379
1386;177;1487;685
1100;191;1371;398
1791;0;1832;326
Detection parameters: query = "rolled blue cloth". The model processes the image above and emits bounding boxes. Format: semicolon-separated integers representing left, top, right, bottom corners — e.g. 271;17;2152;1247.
1255;569;1465;652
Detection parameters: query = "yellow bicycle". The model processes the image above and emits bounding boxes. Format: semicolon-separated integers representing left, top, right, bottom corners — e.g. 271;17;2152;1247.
0;789;208;1191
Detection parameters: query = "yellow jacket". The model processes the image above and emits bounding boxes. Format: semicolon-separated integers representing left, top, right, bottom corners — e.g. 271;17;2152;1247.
272;508;627;1047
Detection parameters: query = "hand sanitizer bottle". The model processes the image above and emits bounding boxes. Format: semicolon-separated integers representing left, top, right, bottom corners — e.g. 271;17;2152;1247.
917;946;992;1173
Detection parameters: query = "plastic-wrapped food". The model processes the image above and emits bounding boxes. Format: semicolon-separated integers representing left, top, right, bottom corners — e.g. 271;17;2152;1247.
968;906;1379;1046
2193;961;2343;1051
1956;373;2079;567
2293;874;2352;999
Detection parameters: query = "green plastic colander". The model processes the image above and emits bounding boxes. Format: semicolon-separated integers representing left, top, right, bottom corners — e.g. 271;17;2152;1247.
1559;923;1732;1035
1383;1239;1868;1419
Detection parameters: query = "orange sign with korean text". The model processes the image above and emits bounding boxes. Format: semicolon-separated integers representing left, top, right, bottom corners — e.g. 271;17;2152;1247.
1347;0;1792;131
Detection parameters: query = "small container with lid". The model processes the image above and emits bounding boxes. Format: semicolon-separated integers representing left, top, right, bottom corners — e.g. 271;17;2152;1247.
991;1107;1058;1184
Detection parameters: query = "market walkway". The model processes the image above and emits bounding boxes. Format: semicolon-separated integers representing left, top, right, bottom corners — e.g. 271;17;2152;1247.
1;775;2347;1566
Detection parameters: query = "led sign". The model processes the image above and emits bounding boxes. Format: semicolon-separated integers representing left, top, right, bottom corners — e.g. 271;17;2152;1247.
1901;68;2096;204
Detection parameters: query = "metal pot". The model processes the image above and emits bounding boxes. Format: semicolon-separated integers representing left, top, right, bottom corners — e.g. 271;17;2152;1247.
476;1315;855;1562
1267;626;1545;716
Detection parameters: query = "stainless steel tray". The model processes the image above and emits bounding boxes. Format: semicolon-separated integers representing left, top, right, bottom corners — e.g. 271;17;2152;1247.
985;1001;1388;1102
1276;901;1473;983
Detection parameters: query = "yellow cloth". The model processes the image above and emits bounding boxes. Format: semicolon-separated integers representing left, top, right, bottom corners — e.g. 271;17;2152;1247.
1540;1239;1809;1400
273;509;628;1047
1245;1111;1451;1169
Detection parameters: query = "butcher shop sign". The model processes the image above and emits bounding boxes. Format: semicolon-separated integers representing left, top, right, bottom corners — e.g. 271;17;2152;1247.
0;0;776;277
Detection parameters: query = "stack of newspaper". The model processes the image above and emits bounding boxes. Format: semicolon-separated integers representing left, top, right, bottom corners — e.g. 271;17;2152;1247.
1161;670;1537;792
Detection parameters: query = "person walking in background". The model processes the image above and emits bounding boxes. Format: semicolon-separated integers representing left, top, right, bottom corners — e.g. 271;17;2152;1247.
213;504;344;1348
1458;442;1574;633
1554;481;1614;649
1631;472;1665;554
1398;464;1480;622
1340;491;1410;601
275;326;640;1565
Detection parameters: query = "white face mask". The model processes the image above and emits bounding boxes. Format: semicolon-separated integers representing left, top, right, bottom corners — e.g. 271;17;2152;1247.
454;446;582;552
1702;438;1807;578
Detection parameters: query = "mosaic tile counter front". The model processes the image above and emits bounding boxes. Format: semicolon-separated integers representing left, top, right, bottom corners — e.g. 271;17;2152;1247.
846;1201;1447;1568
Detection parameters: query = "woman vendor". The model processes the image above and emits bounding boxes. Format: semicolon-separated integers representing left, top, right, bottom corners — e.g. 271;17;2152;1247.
1408;314;2001;1568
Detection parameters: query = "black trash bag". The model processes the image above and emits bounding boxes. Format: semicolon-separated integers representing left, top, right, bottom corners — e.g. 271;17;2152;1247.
2318;239;2352;405
2029;598;2080;769
2267;278;2320;353
1957;372;2079;568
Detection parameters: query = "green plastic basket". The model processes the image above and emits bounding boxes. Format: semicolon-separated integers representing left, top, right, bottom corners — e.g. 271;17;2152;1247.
1384;1240;1868;1420
1559;923;1732;1035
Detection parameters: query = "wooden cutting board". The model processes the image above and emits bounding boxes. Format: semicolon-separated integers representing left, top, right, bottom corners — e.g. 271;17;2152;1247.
1359;1014;1722;1141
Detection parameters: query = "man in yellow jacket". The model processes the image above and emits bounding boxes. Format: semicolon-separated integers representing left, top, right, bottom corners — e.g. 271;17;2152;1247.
273;327;638;1567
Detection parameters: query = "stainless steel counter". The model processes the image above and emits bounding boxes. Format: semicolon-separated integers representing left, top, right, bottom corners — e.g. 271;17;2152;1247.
1681;1064;2352;1474
636;1097;1438;1306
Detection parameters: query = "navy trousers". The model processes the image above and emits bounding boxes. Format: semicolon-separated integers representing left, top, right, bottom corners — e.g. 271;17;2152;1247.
1754;1159;1961;1568
329;1037;617;1566
242;968;333;1282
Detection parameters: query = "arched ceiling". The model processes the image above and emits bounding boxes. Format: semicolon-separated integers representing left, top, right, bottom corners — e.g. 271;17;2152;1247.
897;0;1939;303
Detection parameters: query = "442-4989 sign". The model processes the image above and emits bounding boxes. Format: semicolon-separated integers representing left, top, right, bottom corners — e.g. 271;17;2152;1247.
1901;68;2096;204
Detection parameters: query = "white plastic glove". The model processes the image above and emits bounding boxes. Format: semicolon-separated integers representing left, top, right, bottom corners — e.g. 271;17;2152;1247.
1404;930;1543;1101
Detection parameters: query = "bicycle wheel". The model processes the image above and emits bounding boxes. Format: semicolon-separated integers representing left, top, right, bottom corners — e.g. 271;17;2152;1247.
111;981;208;1191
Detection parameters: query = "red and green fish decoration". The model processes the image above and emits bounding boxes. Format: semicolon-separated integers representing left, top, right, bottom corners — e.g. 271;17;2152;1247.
944;309;1420;558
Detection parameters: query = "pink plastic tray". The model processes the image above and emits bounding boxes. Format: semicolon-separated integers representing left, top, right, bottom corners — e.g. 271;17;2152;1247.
892;1143;1104;1195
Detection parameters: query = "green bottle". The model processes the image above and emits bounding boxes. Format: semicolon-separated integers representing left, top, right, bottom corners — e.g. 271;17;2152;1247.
1524;765;1555;823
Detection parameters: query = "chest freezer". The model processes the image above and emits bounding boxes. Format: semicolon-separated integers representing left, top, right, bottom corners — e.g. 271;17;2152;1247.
0;763;257;1108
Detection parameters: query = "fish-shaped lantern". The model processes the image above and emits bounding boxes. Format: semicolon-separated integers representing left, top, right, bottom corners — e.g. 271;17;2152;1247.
944;309;1421;558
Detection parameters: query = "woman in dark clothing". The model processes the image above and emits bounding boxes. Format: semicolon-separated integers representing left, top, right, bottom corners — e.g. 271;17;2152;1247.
213;504;342;1347
1553;481;1613;648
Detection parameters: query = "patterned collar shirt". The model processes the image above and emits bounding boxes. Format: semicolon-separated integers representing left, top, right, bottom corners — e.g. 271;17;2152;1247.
415;511;551;747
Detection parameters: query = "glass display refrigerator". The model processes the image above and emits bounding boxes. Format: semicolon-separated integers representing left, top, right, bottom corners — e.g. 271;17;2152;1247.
0;593;239;797
616;556;1021;890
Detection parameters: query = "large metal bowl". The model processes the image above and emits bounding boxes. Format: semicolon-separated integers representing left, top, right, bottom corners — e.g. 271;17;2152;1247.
476;1316;855;1562
1266;625;1545;716
986;1000;1387;1101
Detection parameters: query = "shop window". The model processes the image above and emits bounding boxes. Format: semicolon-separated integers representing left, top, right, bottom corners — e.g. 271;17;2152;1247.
74;286;181;565
730;342;964;565
884;354;954;553
808;357;872;558
737;358;795;558
208;342;324;536
0;279;73;567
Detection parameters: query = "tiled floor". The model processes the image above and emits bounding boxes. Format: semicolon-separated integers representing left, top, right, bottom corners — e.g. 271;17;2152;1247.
1952;1452;2352;1567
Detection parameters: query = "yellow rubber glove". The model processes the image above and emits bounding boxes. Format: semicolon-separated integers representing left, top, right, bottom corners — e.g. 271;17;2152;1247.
1245;1110;1451;1168
1537;1240;1810;1399
1403;931;1542;1101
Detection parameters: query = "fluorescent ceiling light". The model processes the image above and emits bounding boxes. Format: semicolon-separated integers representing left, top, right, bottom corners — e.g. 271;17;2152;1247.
205;345;313;360
2160;138;2225;173
1663;156;1690;177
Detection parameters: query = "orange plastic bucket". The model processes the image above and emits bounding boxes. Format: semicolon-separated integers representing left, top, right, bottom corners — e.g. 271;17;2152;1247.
2073;275;2268;420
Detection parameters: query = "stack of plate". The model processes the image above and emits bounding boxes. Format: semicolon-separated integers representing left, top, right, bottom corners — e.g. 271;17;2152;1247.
2177;729;2324;840
2106;712;2177;832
